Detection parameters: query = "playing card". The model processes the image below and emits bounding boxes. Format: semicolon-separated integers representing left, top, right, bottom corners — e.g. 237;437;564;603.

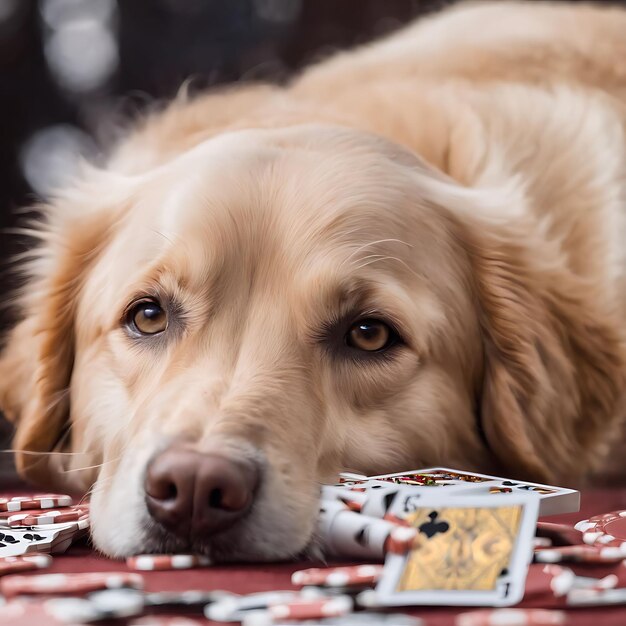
374;493;539;607
0;518;88;557
365;468;580;516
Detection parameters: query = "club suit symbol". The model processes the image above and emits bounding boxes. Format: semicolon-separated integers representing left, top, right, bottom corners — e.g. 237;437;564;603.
418;511;450;538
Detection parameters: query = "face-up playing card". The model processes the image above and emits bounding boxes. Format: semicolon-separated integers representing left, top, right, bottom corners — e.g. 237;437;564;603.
374;493;539;607
363;468;579;516
0;519;88;558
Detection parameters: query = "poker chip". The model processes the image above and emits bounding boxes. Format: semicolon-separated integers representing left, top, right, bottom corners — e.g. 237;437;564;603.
576;510;626;549
0;495;73;512
144;589;231;608
43;597;103;623
455;608;566;625
0;555;52;575
292;564;383;588
206;590;306;622
567;586;626;606
7;506;89;528
268;595;353;620
126;554;211;571
524;564;575;598
88;587;145;619
534;544;626;564
130;619;202;626
384;525;419;554
0;571;144;598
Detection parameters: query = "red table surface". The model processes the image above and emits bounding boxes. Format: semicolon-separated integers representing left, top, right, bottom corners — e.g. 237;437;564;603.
4;489;626;625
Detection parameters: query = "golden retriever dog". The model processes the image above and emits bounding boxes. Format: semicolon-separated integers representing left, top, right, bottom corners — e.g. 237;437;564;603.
1;1;625;561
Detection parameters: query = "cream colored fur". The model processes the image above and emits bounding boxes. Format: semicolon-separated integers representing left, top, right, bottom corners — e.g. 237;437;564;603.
1;1;625;559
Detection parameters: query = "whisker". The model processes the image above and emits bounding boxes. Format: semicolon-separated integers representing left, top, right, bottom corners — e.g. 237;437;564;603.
0;449;89;457
60;456;123;474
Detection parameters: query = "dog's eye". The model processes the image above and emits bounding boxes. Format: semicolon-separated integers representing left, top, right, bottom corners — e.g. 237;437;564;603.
127;299;168;335
346;319;396;352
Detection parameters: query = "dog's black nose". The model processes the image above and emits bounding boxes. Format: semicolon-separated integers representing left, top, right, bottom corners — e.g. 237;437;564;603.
144;447;259;539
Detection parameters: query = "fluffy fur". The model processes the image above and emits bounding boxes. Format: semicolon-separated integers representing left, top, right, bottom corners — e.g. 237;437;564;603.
1;1;625;560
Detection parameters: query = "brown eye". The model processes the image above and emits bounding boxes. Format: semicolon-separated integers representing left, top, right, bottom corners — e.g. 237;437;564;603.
346;319;395;352
128;299;168;335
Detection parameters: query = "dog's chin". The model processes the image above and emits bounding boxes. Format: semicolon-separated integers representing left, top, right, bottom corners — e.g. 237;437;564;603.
138;517;314;564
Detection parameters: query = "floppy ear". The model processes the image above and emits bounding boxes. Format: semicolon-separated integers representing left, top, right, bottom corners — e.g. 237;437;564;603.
0;188;118;488
460;220;625;484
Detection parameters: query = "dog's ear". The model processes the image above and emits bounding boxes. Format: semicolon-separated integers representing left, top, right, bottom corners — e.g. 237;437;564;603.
0;187;118;488
460;219;625;484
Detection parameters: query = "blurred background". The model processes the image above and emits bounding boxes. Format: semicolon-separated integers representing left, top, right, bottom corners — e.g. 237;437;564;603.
0;0;621;482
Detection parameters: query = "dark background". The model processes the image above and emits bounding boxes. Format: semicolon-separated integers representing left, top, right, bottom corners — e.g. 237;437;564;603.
0;0;623;482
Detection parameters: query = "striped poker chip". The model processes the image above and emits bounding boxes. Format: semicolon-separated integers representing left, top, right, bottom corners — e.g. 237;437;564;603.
0;571;144;598
0;495;73;513
268;595;353;620
0;555;52;575
534;544;626;564
8;506;89;528
455;608;567;625
130;618;203;626
384;525;419;554
575;510;626;549
126;554;211;571
292;564;383;588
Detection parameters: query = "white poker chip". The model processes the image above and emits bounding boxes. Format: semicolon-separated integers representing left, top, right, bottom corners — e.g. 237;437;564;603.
89;588;145;618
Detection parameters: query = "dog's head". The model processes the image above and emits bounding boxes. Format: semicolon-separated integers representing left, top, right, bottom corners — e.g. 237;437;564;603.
1;124;623;560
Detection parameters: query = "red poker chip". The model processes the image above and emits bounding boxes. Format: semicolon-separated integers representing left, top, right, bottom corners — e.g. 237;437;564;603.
384;525;419;554
0;495;73;512
126;554;211;571
292;564;383;588
0;555;53;575
269;595;353;620
8;506;89;528
456;608;567;625
130;618;203;626
0;571;144;598
534;544;626;564
576;510;626;549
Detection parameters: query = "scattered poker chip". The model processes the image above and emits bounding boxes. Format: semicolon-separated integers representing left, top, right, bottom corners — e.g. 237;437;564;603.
7;506;89;528
292;564;383;588
88;588;145;619
43;597;103;624
0;555;52;575
130;619;203;626
0;495;73;513
144;589;231;608
0;571;144;598
455;608;567;625
206;590;304;622
534;544;626;564
268;595;353;620
524;564;575;598
384;525;420;554
567;586;626;606
126;554;211;571
576;510;626;549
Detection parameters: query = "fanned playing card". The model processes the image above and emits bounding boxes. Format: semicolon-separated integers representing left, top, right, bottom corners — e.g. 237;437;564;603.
374;493;539;607
363;467;579;516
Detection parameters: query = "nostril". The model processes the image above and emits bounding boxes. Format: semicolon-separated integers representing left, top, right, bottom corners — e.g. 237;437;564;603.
208;488;223;509
165;482;178;501
145;476;179;502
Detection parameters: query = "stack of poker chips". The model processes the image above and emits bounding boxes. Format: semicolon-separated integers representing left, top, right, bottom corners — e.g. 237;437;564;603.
0;495;89;558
